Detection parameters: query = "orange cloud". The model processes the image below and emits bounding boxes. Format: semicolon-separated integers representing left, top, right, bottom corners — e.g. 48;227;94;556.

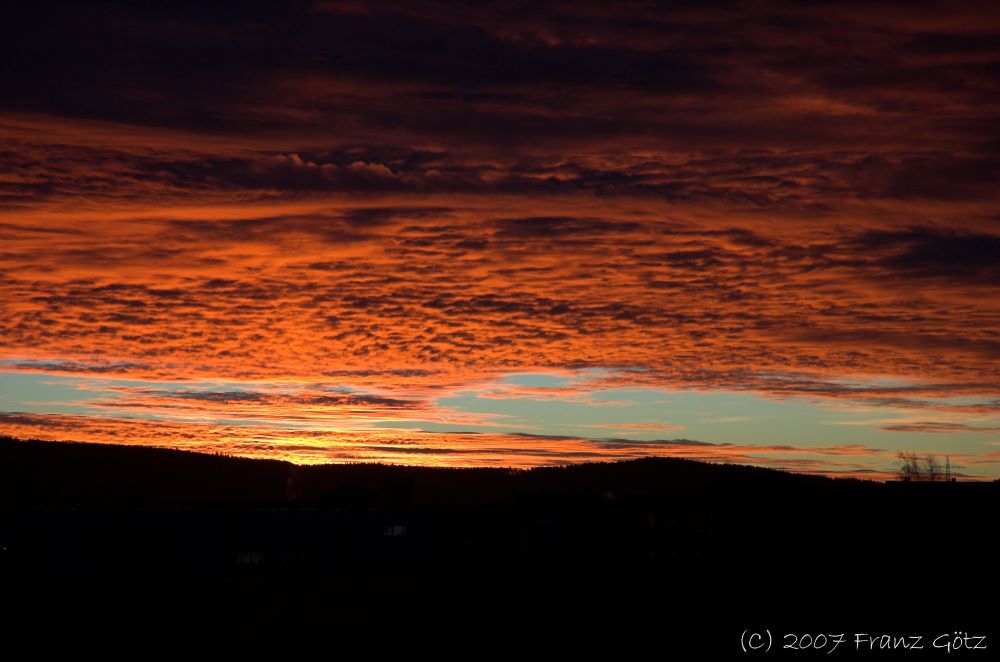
0;411;928;478
3;1;999;476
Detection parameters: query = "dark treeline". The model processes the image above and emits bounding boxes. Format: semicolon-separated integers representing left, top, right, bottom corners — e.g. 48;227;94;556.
2;435;998;567
3;436;999;658
1;434;847;507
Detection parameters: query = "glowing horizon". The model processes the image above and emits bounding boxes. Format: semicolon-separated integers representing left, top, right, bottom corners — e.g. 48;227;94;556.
3;1;1000;479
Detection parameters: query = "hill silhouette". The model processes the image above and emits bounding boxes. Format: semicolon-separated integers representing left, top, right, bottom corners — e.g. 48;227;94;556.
2;434;841;506
2;435;998;658
3;435;997;565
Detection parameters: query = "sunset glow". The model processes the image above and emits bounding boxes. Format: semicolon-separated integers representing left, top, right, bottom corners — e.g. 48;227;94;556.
3;1;1000;478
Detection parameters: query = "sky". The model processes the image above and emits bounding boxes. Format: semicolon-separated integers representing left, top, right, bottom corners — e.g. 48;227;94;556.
2;0;1000;479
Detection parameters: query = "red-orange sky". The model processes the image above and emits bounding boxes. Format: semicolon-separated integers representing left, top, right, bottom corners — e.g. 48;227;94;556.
2;1;999;478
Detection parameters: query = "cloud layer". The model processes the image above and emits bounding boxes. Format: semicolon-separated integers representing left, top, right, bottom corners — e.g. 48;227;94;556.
2;1;999;476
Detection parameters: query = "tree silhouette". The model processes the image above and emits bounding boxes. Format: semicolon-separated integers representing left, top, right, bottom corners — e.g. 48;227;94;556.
924;454;941;481
897;451;941;481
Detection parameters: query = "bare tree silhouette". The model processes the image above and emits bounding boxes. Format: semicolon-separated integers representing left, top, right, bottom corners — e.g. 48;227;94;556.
924;454;941;481
897;451;941;481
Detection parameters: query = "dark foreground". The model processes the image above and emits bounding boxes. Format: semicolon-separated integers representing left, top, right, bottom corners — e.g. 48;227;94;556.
2;437;998;659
